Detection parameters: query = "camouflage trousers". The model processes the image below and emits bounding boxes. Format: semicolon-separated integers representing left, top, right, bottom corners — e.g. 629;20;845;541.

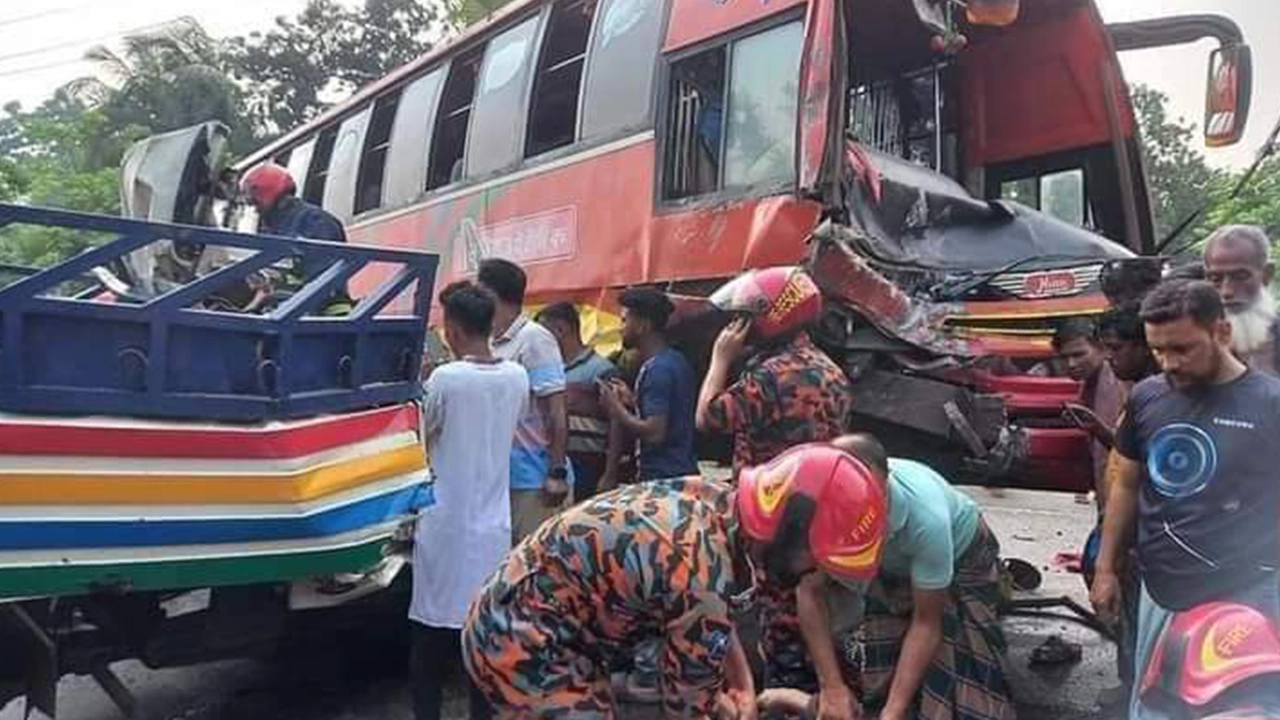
463;581;616;720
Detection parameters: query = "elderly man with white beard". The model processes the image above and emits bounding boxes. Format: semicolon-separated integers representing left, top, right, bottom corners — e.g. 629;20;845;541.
1203;224;1279;376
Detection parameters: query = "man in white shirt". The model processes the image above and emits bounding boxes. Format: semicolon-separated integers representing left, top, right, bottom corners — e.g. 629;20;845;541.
477;258;572;542
410;281;529;720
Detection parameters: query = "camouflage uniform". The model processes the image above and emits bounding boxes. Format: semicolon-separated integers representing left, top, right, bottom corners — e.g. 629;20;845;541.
462;478;750;720
703;332;853;690
703;333;853;474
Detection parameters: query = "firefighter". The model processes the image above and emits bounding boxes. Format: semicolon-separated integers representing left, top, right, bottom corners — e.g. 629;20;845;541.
461;444;887;720
240;164;346;244
697;266;853;475
696;266;854;695
239;164;352;313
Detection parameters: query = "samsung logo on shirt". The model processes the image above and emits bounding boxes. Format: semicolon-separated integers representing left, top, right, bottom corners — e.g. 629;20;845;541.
1212;417;1255;430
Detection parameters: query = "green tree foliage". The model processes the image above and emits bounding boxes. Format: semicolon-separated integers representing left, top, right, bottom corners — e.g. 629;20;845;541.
1132;86;1280;258
1131;84;1223;244
0;96;130;268
224;0;443;136
444;0;518;29
0;157;25;203
1202;157;1280;243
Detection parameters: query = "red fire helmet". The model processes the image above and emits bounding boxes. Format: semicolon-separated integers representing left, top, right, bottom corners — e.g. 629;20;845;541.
240;164;296;211
710;266;823;342
1140;602;1280;709
736;443;887;582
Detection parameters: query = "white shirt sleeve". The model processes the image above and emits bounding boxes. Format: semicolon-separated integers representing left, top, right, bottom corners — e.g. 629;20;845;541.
522;325;567;398
421;371;446;442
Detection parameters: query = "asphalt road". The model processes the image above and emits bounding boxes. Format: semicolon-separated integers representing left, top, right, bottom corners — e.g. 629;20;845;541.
0;486;1120;720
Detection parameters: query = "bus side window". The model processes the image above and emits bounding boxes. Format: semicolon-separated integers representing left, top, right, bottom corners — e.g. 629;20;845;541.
662;20;804;200
385;67;445;208
285;139;315;193
468;16;540;178
274;149;292;168
356;88;403;214
580;0;666;141
664;47;727;200
526;0;597;158
303;127;339;204
322;109;372;222
427;47;485;191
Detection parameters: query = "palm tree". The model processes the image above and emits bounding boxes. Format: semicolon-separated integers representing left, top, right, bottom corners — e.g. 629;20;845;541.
62;18;252;150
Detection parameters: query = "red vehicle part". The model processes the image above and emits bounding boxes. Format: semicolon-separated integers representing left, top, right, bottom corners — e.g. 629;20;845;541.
961;3;1134;167
972;372;1091;491
970;371;1083;416
1019;428;1093;492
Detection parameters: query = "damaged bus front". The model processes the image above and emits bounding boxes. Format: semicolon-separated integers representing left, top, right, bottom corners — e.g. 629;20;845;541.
782;0;1251;487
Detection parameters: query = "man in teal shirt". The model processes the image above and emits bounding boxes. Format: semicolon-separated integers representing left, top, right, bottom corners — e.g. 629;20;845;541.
759;435;1013;720
875;457;981;591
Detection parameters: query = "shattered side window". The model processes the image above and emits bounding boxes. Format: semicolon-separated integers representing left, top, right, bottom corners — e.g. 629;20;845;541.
467;15;540;178
581;0;665;140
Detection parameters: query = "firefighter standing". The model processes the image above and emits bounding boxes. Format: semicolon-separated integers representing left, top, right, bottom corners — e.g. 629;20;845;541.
696;266;853;475
695;266;855;697
240;164;347;245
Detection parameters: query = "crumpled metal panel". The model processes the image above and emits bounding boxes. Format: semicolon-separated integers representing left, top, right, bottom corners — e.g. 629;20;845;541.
808;221;973;357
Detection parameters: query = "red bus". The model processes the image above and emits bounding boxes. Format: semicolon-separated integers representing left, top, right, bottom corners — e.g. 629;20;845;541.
237;0;1252;490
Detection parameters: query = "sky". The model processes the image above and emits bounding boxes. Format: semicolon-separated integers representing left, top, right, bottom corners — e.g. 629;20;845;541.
1;0;1277;169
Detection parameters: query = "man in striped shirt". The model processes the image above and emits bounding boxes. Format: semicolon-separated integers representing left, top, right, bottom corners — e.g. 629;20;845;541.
537;302;618;500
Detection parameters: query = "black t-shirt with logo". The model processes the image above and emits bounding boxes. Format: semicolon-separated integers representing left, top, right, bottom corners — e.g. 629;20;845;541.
1115;370;1280;610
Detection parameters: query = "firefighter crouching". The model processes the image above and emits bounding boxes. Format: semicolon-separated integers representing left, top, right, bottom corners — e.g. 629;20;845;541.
461;445;888;720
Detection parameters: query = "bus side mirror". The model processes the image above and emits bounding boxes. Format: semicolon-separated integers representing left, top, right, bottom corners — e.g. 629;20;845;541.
1205;44;1252;147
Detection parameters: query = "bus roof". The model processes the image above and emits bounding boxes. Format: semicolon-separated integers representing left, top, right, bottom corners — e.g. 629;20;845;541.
240;0;1113;171
238;0;541;169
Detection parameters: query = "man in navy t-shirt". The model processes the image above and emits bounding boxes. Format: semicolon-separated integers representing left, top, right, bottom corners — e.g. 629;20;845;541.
1091;280;1280;719
600;288;698;481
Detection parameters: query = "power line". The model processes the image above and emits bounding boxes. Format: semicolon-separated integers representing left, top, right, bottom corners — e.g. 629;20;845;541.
0;4;93;30
0;18;180;65
0;56;90;80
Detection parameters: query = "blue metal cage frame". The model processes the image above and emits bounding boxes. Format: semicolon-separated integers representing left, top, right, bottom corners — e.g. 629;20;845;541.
0;203;437;422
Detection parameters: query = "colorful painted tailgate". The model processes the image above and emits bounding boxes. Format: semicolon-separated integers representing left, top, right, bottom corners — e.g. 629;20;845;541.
0;202;439;601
